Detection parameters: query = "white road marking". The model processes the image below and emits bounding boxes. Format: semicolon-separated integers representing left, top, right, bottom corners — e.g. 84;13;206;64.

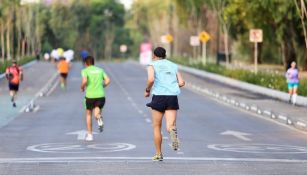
221;130;252;141
27;143;136;153
145;118;151;123
66;130;97;140
0;156;306;163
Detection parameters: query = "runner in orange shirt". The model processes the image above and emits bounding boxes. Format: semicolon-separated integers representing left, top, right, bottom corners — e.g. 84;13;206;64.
57;57;70;89
5;60;23;107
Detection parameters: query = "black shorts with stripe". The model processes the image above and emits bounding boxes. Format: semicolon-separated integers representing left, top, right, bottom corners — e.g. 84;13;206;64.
85;97;106;110
146;95;179;113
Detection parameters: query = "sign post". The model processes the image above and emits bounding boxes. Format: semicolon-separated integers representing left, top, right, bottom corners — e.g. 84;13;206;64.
199;31;211;65
249;29;263;74
161;34;173;57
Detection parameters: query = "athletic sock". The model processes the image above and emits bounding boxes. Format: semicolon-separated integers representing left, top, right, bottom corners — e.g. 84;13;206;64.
292;94;297;105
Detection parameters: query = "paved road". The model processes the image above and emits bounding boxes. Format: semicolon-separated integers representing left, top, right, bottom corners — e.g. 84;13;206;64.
0;61;307;175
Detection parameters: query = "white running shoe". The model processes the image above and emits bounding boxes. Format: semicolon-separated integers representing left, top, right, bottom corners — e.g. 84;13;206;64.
85;134;93;141
97;116;104;132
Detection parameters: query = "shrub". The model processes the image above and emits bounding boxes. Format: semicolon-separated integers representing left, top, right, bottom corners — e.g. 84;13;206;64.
171;57;307;96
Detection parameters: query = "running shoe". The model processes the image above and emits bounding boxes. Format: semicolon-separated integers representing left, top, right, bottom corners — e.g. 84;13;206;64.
12;102;16;108
152;153;163;161
170;128;179;151
85;134;93;141
97;116;104;132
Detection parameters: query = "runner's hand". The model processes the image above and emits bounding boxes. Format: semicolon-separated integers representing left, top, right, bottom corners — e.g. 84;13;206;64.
80;86;85;92
144;91;150;97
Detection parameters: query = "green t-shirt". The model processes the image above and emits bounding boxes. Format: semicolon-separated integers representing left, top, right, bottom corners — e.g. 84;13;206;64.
81;65;107;98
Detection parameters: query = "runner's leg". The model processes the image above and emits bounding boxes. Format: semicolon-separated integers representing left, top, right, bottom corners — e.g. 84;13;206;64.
86;109;93;135
151;109;163;155
165;110;177;132
165;110;179;150
292;87;298;105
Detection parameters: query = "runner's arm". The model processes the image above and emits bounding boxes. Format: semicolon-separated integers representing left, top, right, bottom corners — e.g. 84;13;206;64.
80;77;87;92
103;75;110;88
145;66;154;97
5;68;9;80
177;71;185;87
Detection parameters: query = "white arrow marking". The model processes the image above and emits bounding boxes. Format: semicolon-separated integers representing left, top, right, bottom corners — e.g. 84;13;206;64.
66;130;97;140
221;130;252;141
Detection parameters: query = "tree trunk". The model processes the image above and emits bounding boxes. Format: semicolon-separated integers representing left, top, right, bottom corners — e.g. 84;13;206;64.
282;20;297;70
222;23;230;66
1;23;5;62
6;21;11;60
303;49;307;71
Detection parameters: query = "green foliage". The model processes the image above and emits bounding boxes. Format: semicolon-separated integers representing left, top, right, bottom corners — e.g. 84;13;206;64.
171;57;307;96
0;56;35;74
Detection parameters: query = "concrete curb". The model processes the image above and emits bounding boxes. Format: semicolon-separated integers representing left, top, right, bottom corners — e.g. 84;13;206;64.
180;65;307;132
179;65;307;106
21;72;59;113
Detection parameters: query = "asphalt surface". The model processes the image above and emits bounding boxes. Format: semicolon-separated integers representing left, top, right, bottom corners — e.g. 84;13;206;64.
0;61;307;175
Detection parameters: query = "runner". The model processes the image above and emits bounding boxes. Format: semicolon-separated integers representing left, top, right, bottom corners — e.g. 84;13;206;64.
145;47;185;161
57;56;70;89
285;61;300;105
5;60;23;107
80;56;110;141
80;50;89;64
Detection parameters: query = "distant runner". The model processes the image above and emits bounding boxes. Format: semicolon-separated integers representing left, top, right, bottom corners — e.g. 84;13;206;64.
57;56;70;89
286;61;300;105
5;60;23;107
80;50;89;64
145;47;185;161
80;56;110;141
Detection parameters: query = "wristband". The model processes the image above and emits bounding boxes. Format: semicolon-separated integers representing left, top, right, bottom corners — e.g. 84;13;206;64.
145;88;150;93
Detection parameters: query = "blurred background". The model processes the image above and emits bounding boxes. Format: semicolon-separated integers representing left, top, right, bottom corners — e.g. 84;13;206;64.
0;0;307;93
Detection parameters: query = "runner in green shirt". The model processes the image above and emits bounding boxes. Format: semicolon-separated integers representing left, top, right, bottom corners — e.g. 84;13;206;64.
81;56;110;141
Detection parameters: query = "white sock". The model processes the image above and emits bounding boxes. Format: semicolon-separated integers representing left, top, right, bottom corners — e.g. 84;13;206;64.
292;94;297;104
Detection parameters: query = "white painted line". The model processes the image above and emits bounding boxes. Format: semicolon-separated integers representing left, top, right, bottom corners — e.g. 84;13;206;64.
263;110;271;116
177;152;184;155
66;130;97;140
221;130;252;141
278;115;288;121
0;156;306;163
46;80;59;96
296;122;307;127
145;118;151;123
162;136;168;140
33;105;40;113
287;119;292;125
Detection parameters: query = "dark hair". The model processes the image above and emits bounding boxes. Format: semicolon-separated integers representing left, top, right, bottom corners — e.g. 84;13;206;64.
154;47;166;59
84;56;95;66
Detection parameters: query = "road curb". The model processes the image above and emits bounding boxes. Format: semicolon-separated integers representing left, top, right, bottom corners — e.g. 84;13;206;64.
21;72;59;113
179;65;307;106
185;77;307;133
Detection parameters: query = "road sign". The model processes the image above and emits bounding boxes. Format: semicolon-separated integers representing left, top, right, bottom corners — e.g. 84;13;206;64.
161;34;174;44
199;31;211;43
249;29;263;43
190;36;200;46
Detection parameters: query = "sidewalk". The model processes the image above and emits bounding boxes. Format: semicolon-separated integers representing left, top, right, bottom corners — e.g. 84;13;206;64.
0;61;57;128
180;66;307;132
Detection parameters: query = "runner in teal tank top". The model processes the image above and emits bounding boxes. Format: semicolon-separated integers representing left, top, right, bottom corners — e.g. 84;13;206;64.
81;56;110;141
144;47;185;161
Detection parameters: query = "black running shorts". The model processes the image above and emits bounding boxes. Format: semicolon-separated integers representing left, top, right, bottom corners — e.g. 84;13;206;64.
9;83;19;91
85;97;105;110
146;95;179;112
60;73;68;79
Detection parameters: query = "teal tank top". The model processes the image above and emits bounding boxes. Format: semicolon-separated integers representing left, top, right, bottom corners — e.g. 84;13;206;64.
150;59;180;96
